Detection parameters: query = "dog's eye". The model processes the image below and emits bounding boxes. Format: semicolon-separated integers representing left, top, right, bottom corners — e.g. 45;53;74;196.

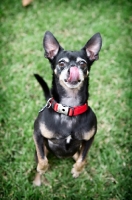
79;61;87;67
58;61;65;67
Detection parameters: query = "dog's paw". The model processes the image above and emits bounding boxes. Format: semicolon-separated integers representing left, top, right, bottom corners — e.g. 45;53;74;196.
33;173;41;186
71;167;81;178
37;159;49;174
71;161;86;178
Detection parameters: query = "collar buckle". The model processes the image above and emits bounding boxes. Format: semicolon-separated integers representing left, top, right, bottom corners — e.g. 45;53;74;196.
57;104;69;115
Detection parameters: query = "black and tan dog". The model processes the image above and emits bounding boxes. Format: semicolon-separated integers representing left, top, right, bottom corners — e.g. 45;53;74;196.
33;31;102;186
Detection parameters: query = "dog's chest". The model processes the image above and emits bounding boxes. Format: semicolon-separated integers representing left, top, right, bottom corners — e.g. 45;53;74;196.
41;112;81;157
39;109;82;140
55;114;75;130
47;136;81;158
48;112;78;138
37;106;97;157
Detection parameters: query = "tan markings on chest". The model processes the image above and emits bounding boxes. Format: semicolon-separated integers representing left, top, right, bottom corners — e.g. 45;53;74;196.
39;122;54;139
83;127;95;140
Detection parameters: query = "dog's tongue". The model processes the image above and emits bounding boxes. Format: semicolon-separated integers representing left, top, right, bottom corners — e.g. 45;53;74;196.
68;67;79;83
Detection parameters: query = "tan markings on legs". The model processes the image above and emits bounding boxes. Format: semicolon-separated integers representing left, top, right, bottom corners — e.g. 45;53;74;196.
71;160;86;178
37;158;49;174
72;135;95;178
33;144;49;187
83;127;95;140
39;122;54;139
44;145;49;157
73;152;79;161
33;172;41;186
33;172;51;187
71;146;86;178
33;135;49;174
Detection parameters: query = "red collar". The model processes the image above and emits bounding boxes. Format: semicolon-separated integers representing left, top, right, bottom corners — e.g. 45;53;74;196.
47;98;88;116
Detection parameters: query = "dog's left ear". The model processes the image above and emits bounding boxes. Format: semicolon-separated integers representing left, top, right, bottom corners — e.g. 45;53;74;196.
83;33;102;61
43;31;63;60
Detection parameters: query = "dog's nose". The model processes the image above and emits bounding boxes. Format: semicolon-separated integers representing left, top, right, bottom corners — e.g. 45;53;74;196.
70;64;77;67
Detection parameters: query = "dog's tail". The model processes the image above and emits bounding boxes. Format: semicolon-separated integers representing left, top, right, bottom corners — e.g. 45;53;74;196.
34;74;51;101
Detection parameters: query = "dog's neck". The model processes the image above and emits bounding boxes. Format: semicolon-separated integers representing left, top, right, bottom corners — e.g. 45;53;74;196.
51;75;89;107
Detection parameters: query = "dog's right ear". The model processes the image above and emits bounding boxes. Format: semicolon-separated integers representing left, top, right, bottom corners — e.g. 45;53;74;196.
43;31;63;60
83;33;102;61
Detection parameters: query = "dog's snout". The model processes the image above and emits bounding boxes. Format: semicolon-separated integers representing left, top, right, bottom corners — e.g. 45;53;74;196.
70;64;77;68
67;66;79;83
68;65;78;73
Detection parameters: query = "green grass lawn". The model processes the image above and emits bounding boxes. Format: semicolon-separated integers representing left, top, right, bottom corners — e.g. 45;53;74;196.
0;0;132;199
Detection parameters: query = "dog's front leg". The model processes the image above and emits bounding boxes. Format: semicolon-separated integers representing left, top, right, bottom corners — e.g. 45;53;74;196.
71;137;94;178
33;132;49;174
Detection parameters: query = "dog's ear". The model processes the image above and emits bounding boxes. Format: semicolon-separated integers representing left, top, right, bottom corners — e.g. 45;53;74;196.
83;33;102;61
43;31;63;60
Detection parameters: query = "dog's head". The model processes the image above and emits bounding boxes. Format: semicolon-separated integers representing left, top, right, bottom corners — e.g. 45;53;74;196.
43;31;102;89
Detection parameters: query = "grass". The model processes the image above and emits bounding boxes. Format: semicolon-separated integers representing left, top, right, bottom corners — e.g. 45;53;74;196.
0;0;132;199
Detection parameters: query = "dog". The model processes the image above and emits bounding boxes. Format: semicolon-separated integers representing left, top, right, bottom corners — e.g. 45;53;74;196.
33;31;102;186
